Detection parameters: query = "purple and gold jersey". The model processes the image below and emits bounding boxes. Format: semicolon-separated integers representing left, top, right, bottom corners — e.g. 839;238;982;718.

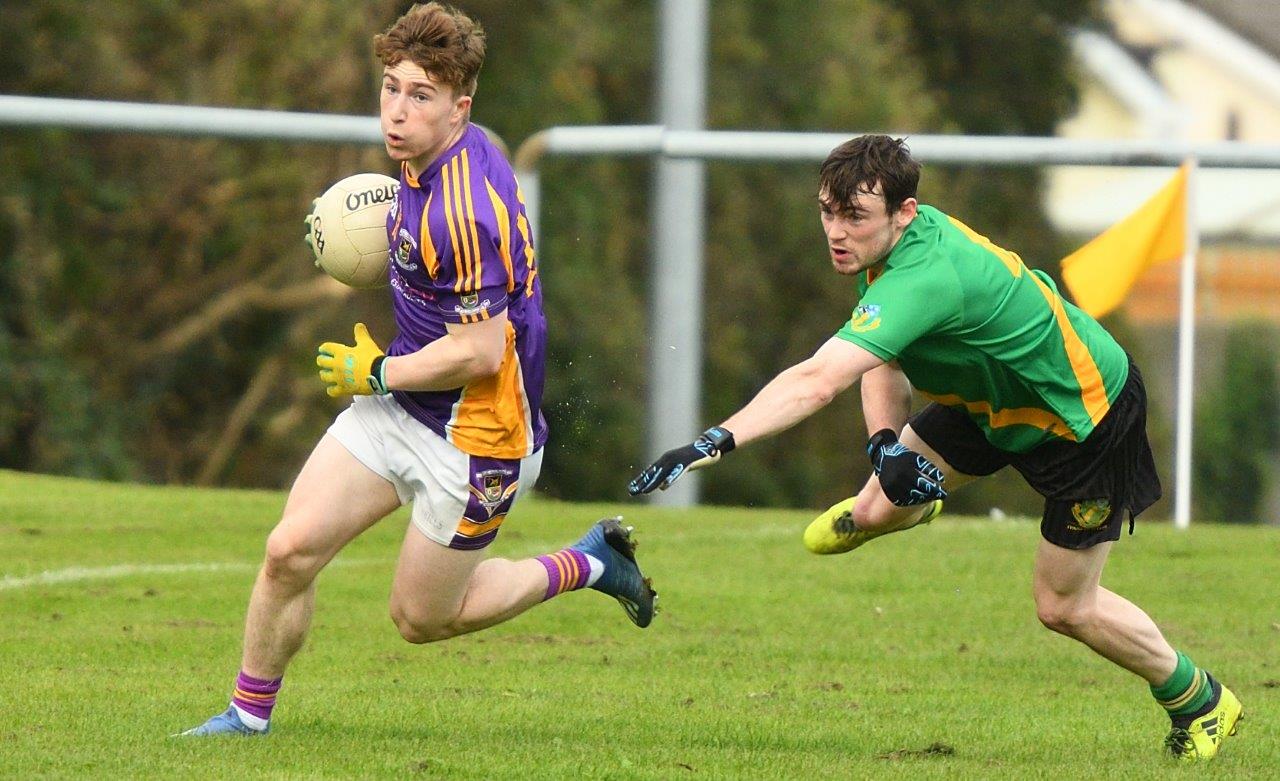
384;124;547;459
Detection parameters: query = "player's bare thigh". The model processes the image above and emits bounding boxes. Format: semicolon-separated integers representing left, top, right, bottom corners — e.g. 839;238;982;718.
1033;537;1112;614
851;423;981;528
387;527;488;640
264;434;402;581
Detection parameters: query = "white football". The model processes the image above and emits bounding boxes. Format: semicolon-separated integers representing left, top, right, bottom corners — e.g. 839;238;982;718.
305;173;398;288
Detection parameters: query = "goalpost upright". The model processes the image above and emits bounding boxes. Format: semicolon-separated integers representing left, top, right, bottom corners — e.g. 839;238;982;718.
5;94;1280;520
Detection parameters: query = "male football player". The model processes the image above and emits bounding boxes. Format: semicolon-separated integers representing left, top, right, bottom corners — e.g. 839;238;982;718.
630;135;1240;762
182;2;654;736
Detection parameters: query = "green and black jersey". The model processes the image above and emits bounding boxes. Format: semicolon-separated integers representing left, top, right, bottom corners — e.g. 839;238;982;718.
835;205;1129;453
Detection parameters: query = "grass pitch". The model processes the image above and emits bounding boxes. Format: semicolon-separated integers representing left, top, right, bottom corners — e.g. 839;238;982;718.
1;468;1277;779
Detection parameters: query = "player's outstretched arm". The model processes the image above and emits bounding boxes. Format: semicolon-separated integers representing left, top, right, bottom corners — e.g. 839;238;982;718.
628;337;883;495
720;337;883;446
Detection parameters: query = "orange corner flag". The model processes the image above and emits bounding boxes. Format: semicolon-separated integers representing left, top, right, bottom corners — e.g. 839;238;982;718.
1060;164;1188;318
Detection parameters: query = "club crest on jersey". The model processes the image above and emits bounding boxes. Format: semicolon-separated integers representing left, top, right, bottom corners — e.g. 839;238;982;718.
849;304;882;332
454;293;491;317
394;228;419;272
1070;499;1111;530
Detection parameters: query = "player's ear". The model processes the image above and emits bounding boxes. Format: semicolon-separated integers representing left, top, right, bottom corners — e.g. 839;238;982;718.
895;197;918;227
451;93;472;123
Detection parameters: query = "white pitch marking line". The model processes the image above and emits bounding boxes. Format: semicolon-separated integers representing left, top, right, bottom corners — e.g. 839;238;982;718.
1;520;1023;591
0;557;384;591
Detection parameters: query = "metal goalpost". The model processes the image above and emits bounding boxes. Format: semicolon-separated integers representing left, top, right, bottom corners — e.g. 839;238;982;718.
6;93;1280;524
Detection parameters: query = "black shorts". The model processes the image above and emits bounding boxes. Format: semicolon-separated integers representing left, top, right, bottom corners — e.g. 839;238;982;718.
910;356;1162;550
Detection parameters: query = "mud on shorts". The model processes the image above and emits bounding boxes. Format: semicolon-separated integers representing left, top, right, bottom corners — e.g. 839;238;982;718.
909;355;1162;550
327;394;543;550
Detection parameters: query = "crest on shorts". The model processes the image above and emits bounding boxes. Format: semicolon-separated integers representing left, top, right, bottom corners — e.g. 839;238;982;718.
849;304;881;332
1070;499;1111;530
470;468;519;518
482;472;504;502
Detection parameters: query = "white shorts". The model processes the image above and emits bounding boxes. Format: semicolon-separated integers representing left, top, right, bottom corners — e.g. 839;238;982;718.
327;394;543;550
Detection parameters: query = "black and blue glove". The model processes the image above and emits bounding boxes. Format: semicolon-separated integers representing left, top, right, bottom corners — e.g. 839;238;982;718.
628;426;736;495
867;428;947;507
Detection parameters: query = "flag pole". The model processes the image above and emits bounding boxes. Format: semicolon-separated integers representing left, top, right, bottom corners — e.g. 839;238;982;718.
1173;157;1199;530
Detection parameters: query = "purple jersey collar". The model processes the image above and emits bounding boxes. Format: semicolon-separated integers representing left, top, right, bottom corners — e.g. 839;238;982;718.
405;123;477;188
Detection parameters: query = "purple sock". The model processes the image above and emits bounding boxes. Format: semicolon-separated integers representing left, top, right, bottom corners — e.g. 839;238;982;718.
232;671;282;723
536;548;593;601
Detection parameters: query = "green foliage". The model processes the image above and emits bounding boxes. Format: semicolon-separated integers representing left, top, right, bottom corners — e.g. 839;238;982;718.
893;0;1102;276
1192;323;1280;523
892;0;1098;135
2;470;1278;777
2;1;1104;512
0;1;399;484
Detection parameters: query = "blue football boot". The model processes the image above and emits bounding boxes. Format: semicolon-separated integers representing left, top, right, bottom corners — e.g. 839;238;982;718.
176;705;268;737
571;517;657;628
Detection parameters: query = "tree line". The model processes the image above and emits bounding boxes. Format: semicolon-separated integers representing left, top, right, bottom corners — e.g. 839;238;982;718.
12;1;1268;522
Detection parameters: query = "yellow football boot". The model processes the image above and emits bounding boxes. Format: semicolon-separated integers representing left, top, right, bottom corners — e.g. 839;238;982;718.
803;496;941;554
1164;676;1243;762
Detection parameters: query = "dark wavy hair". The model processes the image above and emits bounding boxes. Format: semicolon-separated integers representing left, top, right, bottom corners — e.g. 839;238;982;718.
819;135;920;215
374;3;486;97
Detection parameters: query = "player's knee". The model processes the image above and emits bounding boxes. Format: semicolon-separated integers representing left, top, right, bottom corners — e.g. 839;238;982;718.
1035;595;1091;638
263;527;323;584
390;607;463;644
392;618;448;644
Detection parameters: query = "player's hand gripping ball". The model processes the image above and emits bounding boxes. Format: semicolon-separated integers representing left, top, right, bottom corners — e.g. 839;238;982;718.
304;173;398;288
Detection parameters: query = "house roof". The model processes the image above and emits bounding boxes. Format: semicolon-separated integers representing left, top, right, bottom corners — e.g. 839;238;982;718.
1185;0;1280;59
1048;1;1280;240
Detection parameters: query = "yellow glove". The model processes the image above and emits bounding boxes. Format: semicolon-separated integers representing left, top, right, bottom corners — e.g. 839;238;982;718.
316;323;389;397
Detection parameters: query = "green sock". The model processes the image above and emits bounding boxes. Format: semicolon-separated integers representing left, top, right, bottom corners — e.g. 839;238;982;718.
1151;651;1213;717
